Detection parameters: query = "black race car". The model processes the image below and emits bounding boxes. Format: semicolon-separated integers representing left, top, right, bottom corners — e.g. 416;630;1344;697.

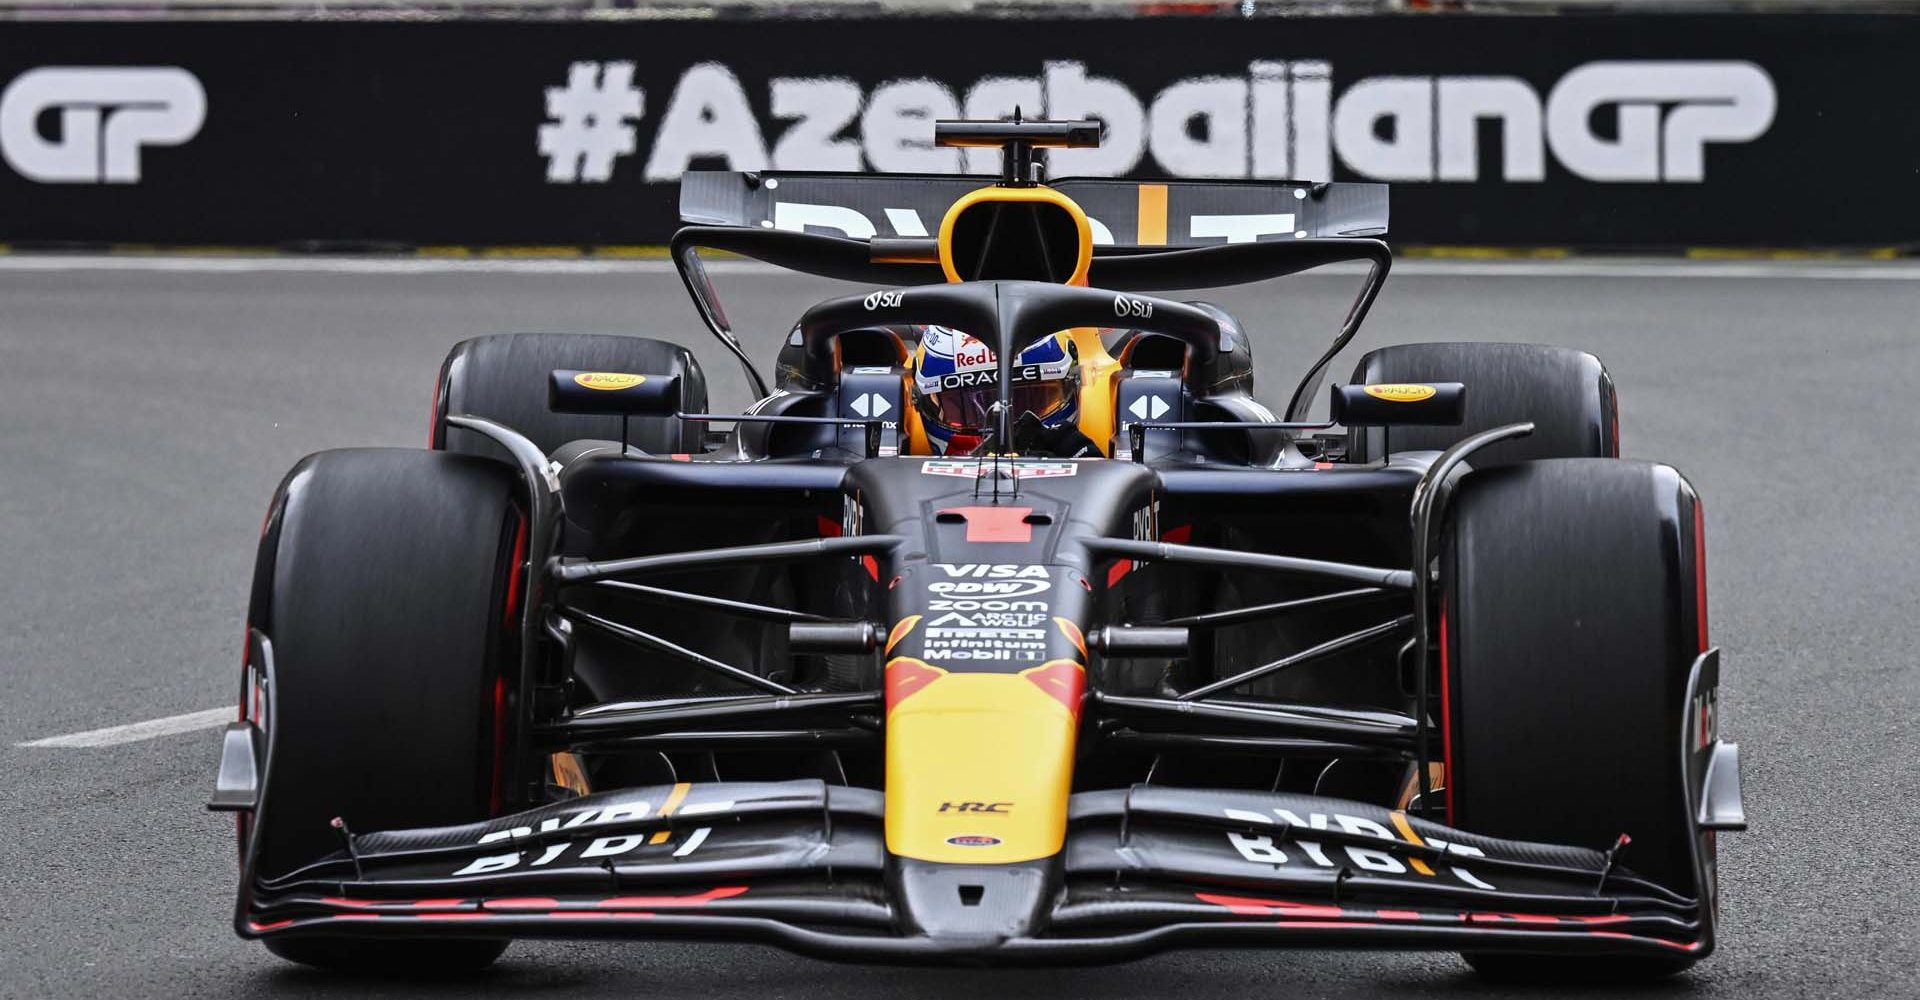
211;120;1743;980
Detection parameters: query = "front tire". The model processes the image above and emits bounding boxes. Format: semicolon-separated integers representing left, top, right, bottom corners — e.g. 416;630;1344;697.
244;448;525;972
1441;458;1709;981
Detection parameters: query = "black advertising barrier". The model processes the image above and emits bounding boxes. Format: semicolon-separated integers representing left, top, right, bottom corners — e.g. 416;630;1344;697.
0;14;1914;248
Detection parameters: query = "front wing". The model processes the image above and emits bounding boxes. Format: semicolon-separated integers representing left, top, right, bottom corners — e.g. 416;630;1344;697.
238;780;1708;964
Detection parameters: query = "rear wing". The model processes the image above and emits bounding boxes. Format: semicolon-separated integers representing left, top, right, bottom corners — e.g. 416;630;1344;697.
680;172;1388;249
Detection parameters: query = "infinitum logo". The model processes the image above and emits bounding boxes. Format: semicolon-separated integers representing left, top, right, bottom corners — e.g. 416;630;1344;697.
0;67;205;183
537;59;1775;186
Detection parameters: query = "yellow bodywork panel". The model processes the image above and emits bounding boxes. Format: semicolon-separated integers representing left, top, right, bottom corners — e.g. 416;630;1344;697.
1071;331;1122;456
885;660;1082;864
936;185;1093;287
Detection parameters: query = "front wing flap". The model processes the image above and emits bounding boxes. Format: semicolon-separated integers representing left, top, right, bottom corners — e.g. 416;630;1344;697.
241;779;1702;962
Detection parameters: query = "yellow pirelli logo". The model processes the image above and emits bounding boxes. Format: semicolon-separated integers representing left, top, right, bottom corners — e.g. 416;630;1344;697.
1364;383;1437;403
573;372;646;391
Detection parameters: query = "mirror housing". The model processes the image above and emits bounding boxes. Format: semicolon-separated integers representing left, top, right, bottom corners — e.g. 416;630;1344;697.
1330;382;1466;427
549;370;681;417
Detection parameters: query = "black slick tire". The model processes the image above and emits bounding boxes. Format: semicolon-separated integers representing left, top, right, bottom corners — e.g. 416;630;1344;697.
1348;342;1617;465
245;448;526;972
1441;458;1709;981
432;333;708;459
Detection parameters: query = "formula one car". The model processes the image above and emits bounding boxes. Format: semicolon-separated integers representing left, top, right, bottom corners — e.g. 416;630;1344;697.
211;119;1744;980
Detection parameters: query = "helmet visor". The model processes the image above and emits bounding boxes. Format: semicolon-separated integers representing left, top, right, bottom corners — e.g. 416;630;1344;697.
933;379;1071;433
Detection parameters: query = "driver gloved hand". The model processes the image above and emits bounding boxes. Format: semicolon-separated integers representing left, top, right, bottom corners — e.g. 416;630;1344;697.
1012;410;1099;458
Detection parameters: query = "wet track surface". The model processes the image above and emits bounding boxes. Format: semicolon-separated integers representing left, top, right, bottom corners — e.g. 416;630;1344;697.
2;256;1918;998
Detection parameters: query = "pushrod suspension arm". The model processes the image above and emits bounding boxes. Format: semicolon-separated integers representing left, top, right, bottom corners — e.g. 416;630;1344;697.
537;690;882;746
1085;538;1413;591
555;535;902;586
1093;691;1421;748
1150;587;1398;630
1098;729;1406;761
1178;615;1414;701
559;605;799;696
592;580;835;623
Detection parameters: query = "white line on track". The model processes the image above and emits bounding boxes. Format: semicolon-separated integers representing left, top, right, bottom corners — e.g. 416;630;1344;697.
0;253;1918;280
16;706;232;748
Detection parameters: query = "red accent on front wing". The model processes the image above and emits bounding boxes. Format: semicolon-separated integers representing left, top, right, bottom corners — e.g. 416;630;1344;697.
1472;911;1560;926
1590;931;1702;952
311;887;749;914
311;911;659;923
256;889;758;932
251;889;1705;958
596;887;749;908
319;897;469;910
1193;893;1691;949
1196;894;1341;918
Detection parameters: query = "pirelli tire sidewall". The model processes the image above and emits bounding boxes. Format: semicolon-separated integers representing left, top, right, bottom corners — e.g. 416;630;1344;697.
244;448;525;968
1440;458;1708;975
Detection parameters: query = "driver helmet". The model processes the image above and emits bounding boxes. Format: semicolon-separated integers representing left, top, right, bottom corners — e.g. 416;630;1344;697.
911;325;1079;454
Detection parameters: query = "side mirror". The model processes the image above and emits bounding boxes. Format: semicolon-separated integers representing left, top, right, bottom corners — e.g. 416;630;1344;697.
1330;382;1466;427
549;370;681;417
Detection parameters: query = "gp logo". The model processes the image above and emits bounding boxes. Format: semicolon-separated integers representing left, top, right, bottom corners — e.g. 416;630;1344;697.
0;67;206;183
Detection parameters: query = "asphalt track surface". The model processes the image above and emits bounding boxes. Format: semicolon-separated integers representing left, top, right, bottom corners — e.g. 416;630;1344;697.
3;255;1918;998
